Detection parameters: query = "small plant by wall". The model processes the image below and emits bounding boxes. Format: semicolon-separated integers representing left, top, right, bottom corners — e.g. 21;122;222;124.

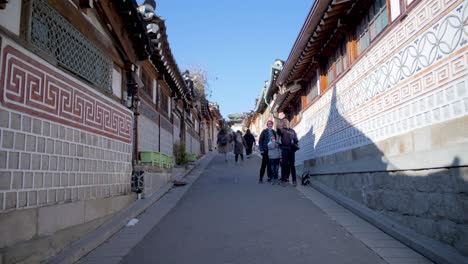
173;142;188;165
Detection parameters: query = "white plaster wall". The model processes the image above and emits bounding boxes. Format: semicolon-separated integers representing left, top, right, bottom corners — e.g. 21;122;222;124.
294;0;468;169
138;115;159;152
0;1;21;35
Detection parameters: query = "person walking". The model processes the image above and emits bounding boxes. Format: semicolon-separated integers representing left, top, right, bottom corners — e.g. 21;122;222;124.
243;129;255;158
258;120;276;183
234;130;246;163
217;128;231;162
267;135;281;185
277;119;299;186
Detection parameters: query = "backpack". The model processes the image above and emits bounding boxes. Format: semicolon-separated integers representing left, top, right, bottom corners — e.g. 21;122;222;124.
219;134;228;146
236;135;243;144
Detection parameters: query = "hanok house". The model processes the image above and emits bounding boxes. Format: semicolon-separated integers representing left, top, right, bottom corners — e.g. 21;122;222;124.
276;0;468;261
0;0;153;262
249;59;284;137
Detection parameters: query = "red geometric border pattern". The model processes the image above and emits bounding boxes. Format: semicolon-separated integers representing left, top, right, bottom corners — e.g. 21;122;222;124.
0;46;132;143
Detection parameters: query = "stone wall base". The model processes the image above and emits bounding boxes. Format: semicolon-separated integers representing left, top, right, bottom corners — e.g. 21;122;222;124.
0;194;135;263
309;167;468;257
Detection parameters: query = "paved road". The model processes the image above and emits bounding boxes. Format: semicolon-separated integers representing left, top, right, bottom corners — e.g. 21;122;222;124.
120;154;386;264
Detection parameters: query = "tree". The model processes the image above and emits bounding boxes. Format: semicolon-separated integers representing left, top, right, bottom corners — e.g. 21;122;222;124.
185;66;213;99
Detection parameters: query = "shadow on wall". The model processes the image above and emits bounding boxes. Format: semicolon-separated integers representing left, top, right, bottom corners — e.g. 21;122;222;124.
297;87;468;256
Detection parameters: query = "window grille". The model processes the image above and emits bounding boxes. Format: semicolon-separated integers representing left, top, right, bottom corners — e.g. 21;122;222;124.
28;0;112;91
356;0;388;55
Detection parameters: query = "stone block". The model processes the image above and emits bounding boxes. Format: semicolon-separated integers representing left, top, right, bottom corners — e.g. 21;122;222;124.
69;143;76;157
62;142;69;156
47;189;56;204
25;135;36;152
24;172;33;188
58;126;66;140
60;173;68;187
31;154;41;170
10;113;21;130
0;151;6;169
73;129;79;143
56;188;65;202
37;190;47;205
0;109;9;127
65;188;71;202
34;172;43;188
72;158;79;171
77;145;83;157
12;172;22;189
49;156;57;171
38;201;85;235
37;137;45;153
21;116;31;132
0;193;3;210
28;191;37;206
41;155;49;170
412;126;432;151
66;128;73;141
0;207;37;248
5;192;16;209
58;157;65;171
75;174;81;186
84;194;133;222
65;157;72;171
50;123;58;138
42;121;50;137
14;133;25;151
18;191;27;208
20;153;31;170
46;139;54;154
32;118;42;135
0;171;11;190
68;173;75;186
53;173;61;187
54;141;62;155
44;173;52;188
80;131;86;144
2;130;14;149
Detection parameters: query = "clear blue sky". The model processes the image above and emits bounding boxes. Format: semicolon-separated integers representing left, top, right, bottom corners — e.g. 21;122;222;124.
138;1;312;117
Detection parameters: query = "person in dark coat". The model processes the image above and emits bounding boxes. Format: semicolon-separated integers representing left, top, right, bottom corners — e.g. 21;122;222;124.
258;120;276;183
277;119;299;186
233;130;246;163
243;129;255;158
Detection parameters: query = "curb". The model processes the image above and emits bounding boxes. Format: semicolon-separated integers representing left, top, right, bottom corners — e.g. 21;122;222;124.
48;153;214;264
309;181;468;264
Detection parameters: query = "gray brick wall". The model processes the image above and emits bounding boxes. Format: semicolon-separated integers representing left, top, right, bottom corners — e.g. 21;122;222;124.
312;166;468;256
0;109;132;211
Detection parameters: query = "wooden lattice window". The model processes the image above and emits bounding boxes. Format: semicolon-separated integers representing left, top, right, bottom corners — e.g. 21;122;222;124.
356;0;389;55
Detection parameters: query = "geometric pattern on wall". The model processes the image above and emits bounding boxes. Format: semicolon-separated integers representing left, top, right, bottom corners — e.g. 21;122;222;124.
295;1;468;164
0;46;132;143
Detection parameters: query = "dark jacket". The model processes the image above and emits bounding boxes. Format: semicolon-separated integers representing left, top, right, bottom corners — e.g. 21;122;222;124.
259;129;276;152
277;127;298;150
243;133;255;147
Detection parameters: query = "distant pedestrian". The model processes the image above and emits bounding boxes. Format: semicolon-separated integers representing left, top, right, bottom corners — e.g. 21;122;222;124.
258;120;276;183
277;119;298;186
243;129;255;158
217;128;231;162
267;135;281;185
234;130;246;163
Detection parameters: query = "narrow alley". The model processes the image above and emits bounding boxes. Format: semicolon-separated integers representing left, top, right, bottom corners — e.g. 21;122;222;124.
78;153;431;264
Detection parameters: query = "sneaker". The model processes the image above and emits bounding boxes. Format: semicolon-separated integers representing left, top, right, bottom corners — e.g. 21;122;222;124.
258;179;263;184
267;178;272;183
292;181;297;186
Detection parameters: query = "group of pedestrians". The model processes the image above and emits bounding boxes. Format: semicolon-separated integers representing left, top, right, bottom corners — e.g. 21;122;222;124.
216;119;299;187
216;127;255;163
258;119;298;186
